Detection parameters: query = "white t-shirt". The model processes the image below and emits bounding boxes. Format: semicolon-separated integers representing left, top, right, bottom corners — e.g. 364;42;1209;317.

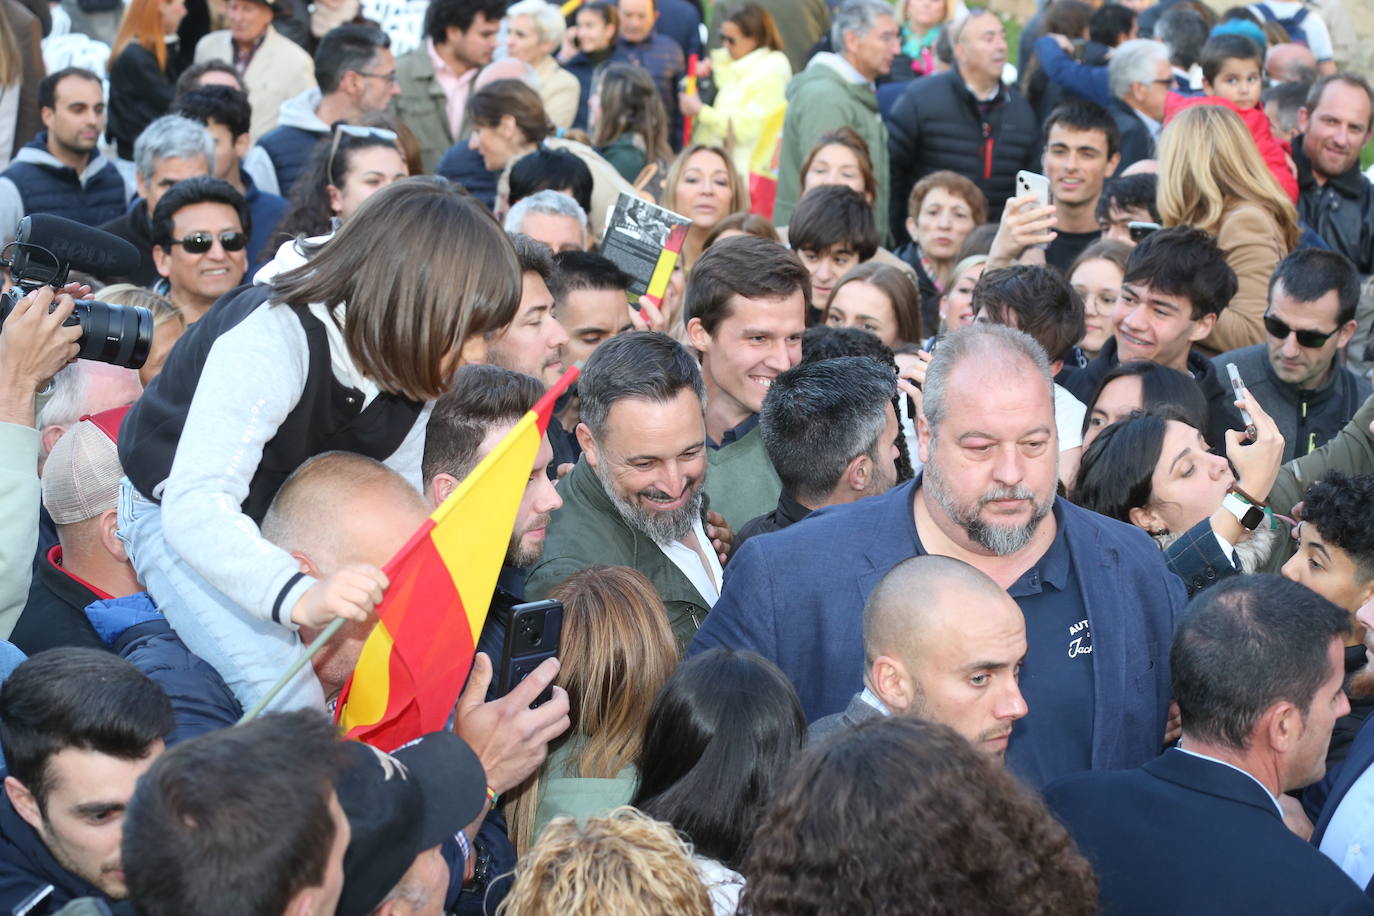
1054;383;1087;451
1249;2;1334;61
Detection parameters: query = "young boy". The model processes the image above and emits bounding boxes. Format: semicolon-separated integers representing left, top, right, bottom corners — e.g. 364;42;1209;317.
1165;33;1298;201
788;185;881;314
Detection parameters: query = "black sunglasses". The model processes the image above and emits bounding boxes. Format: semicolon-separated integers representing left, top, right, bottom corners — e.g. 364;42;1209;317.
172;231;247;254
1263;313;1339;348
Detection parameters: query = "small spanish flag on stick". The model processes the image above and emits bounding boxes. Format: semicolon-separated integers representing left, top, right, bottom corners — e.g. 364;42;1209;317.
334;365;581;751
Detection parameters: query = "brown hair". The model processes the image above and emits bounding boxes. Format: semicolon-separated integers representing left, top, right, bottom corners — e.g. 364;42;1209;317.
666;144;748;220
497;807;711;916
502;566;679;853
906;169;988;224
591;62;672;164
824;262;923;345
271;177;521;401
725;2;783;51
1068;237;1132;281
742;717;1099;916
685;234;811;336
703;211;780;248
469;78;552;145
797;126;878;204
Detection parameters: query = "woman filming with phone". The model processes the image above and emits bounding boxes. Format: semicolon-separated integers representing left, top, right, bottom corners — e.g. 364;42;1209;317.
116;177;523;714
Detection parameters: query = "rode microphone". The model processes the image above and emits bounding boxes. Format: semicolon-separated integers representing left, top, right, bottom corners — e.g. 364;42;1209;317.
8;213;142;281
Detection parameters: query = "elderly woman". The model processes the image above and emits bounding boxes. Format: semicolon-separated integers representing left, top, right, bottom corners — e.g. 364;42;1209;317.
892;170;987;334
504;0;581;128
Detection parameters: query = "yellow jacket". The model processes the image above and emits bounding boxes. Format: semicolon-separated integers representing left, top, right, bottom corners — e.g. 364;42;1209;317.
691;47;791;178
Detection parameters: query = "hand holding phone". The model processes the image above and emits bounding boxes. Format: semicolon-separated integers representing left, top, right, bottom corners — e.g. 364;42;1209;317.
1015;170;1052;209
498;600;564;708
1226;362;1258;442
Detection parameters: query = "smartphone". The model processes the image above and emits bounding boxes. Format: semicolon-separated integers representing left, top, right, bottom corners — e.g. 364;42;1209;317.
1128;221;1162;242
1015;170;1052;209
497;599;563;708
1226;362;1258;443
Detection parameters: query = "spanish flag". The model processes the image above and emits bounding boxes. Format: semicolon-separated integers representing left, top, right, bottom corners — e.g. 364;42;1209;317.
335;366;580;751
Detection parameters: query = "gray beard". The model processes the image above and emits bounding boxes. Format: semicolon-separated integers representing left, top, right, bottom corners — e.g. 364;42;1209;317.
593;459;702;545
924;457;1054;557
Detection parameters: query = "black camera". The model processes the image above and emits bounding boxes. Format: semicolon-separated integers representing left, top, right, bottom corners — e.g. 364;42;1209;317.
0;215;152;369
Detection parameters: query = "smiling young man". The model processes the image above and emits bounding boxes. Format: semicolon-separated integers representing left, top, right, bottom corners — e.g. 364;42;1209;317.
0;649;173;915
466;234;569;388
685;235;809;531
1063;226;1245;451
150;176;251;323
526;331;718;650
1041;101;1120;272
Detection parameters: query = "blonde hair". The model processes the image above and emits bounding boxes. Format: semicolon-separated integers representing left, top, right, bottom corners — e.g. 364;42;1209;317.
666;144;748;220
1157;105;1299;252
98;284;183;329
502;566;679;854
497;807;712;916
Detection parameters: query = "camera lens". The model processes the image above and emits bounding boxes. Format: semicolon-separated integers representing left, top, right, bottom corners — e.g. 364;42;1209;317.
69;299;153;369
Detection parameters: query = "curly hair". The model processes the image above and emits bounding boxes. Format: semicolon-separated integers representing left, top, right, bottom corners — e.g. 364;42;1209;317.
1300;471;1374;582
740;717;1099;916
496;807;712;916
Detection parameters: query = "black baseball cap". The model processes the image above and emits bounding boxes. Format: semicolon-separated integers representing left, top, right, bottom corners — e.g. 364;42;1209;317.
335;732;487;916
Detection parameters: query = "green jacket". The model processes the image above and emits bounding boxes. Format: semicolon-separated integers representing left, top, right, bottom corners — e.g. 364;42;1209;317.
393;46;457;175
525;459;710;651
772;52;889;238
704;424;781;533
532;738;638;840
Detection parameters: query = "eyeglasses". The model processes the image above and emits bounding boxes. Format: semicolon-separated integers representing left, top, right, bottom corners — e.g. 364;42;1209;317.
357;70;399;84
171;231;247;254
1263;313;1340;348
327;124;401;178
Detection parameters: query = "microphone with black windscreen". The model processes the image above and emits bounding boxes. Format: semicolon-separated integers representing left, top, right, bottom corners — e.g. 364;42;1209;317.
9;213;142;281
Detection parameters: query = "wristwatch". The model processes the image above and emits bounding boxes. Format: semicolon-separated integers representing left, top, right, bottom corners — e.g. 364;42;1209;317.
1222;491;1265;530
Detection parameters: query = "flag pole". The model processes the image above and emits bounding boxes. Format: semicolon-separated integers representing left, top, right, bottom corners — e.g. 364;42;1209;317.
237;617;345;723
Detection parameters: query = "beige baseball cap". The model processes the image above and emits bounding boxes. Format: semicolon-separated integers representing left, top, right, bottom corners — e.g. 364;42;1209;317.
41;407;130;525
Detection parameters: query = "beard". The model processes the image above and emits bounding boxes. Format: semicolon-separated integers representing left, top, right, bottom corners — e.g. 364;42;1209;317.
593;458;702;545
504;512;552;569
923;457;1054;556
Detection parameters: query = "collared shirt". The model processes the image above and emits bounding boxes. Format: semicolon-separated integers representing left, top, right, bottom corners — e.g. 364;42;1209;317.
1175;745;1286;818
426;38;477;141
912;498;1091;789
1135;107;1162;145
858;687;889;715
1320;761;1374;890
658;514;723;606
46;545;113;601
828;52;872;87
232;30;268;76
706;413;759;450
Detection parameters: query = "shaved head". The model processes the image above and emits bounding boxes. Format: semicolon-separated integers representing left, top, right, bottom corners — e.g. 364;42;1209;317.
260;452;429;570
862;554;1029;756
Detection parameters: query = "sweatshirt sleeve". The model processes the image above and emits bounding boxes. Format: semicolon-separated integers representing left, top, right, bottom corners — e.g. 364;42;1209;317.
0;421;39;639
158;304;317;626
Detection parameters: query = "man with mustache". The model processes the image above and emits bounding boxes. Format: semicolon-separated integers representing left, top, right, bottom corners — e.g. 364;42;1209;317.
692;322;1187;789
526;331;718;651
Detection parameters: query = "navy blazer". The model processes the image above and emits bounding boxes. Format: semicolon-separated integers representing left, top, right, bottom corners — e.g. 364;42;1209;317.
1045;749;1374;915
689;478;1187;775
1310;712;1374;895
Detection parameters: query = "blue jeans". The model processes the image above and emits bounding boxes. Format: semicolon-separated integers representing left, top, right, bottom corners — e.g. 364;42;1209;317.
117;478;325;714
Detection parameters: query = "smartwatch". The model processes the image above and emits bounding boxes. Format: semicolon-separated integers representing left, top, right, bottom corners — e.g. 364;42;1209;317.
1222;491;1265;531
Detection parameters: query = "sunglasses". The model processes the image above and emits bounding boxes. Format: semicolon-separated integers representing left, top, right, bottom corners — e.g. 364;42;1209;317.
172;231;247;254
1263;313;1340;348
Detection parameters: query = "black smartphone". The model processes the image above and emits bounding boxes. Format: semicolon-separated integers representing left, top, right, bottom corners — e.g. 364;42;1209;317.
497;599;564;708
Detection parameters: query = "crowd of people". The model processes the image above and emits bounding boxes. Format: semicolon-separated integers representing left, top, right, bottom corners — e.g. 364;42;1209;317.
0;0;1373;910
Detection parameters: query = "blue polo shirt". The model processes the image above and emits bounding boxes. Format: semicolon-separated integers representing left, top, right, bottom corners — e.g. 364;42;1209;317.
913;501;1094;789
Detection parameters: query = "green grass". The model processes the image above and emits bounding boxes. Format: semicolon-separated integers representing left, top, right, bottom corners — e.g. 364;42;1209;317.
1363;137;1374;170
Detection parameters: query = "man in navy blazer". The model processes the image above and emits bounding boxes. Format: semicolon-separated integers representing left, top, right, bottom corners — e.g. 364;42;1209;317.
1309;595;1374;897
1045;576;1374;916
690;323;1188;789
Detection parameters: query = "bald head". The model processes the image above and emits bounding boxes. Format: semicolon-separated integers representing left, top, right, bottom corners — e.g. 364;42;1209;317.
862;555;1029;756
260;452;430;572
1265;43;1317;84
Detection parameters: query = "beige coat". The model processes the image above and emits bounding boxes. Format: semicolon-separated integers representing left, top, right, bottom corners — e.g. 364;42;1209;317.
533;55;580;130
1201;203;1290;354
195;26;316;141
